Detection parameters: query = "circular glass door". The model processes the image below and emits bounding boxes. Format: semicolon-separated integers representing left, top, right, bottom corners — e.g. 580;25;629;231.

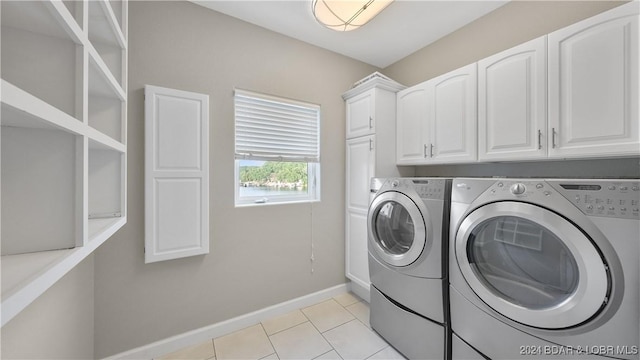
456;202;609;329
368;191;429;267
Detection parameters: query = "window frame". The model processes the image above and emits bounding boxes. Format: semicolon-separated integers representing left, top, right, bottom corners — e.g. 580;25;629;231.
234;89;321;207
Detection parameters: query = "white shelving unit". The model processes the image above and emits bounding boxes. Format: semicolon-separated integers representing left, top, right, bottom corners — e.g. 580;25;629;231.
1;0;128;327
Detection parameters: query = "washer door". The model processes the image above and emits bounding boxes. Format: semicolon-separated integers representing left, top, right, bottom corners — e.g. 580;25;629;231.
456;202;609;329
368;191;429;267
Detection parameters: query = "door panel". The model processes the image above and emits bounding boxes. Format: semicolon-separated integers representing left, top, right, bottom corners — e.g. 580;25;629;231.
431;64;477;163
396;85;428;164
346;91;374;139
548;3;639;158
479;37;547;161
144;85;209;263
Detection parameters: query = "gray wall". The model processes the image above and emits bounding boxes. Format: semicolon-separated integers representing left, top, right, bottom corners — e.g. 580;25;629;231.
1;257;94;359
383;1;628;87
93;1;377;357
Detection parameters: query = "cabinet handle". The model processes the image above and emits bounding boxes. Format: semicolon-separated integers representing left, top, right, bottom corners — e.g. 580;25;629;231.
430;143;434;158
552;128;557;149
369;117;373;129
537;129;542;150
423;144;428;158
369;139;373;151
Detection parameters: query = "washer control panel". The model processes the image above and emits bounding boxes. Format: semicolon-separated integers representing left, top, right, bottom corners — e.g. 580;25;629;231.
411;178;447;201
380;178;448;201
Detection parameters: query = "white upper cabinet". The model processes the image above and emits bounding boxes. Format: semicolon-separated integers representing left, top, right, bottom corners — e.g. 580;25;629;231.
346;90;375;139
397;64;477;165
430;64;477;163
397;84;429;164
548;2;639;158
478;36;547;161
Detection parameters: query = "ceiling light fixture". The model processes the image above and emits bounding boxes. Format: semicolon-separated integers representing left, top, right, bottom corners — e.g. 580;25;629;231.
312;0;394;32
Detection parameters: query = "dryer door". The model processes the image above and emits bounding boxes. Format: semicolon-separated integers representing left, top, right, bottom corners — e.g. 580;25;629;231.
455;201;609;329
368;191;430;267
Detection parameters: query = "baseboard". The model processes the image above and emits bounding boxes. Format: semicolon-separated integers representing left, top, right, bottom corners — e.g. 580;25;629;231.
348;278;371;303
105;283;349;360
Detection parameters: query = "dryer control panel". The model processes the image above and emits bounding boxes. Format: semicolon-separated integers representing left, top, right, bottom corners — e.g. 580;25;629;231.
549;180;640;220
470;179;640;220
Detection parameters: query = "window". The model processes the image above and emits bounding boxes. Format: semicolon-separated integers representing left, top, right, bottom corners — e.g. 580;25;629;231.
234;89;320;206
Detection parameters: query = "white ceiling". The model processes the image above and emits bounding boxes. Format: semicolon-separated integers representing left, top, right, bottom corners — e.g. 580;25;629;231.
192;0;508;68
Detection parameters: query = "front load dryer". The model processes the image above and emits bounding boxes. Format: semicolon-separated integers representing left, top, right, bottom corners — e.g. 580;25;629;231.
449;178;639;359
368;177;452;359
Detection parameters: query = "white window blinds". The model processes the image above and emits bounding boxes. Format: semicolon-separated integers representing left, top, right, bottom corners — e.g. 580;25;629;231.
235;89;320;163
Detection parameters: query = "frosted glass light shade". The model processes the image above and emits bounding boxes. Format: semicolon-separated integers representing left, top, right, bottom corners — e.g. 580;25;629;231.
312;0;394;32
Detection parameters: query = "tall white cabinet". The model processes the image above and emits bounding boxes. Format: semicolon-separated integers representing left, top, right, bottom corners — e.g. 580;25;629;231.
343;73;407;301
1;0;128;326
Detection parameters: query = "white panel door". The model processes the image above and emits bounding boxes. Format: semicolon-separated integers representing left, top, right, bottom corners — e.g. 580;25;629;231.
346;209;370;289
145;85;209;263
396;84;429;165
345;135;374;289
479;36;547;161
346;90;374;139
346;135;375;211
548;2;639;158
430;63;478;163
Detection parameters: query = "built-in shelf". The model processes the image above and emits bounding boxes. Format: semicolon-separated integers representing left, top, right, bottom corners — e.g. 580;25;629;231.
1;80;85;135
1;0;127;327
88;0;126;87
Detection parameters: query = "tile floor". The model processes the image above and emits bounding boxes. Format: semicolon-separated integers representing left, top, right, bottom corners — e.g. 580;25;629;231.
157;292;406;360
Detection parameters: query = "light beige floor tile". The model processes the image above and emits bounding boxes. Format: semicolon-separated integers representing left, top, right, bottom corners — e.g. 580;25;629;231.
346;301;370;328
313;350;343;360
156;339;215;360
323;320;388;360
333;292;361;307
214;324;274;360
269;322;332;360
262;310;308;335
367;346;406;360
260;353;279;360
301;299;355;332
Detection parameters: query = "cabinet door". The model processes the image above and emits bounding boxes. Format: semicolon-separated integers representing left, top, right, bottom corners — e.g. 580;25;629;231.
346;209;370;288
345;135;374;289
346;135;375;211
478;37;547;161
346;90;375;139
430;63;478;163
396;84;429;164
548;2;639;158
144;85;210;264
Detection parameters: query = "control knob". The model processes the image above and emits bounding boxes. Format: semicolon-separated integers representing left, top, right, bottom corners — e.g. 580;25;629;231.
510;183;526;195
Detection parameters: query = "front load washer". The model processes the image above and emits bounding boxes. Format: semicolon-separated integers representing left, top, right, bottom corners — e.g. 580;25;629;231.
449;178;639;359
368;177;452;359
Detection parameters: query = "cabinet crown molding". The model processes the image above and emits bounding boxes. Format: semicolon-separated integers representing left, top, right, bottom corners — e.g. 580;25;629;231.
342;72;406;100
